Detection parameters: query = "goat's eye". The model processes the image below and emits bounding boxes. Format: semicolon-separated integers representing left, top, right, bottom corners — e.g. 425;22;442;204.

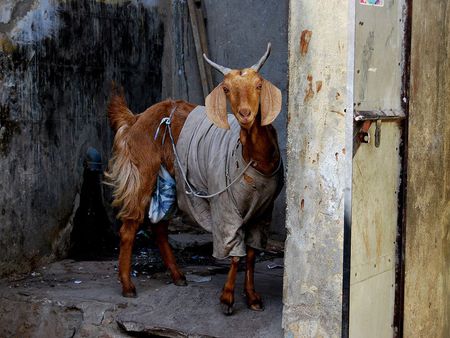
222;86;229;94
256;83;262;90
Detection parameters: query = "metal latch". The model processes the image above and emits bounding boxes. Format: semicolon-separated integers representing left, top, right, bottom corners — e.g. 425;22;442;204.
355;119;381;146
353;109;406;157
374;120;381;148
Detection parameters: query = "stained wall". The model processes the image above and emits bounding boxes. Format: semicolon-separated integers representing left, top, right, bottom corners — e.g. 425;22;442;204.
0;0;164;275
283;0;349;336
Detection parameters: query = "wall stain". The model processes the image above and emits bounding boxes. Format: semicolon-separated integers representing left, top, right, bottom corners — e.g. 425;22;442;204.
304;74;314;103
0;36;16;54
0;0;164;276
315;80;322;93
359;31;375;103
300;29;312;56
0;105;21;156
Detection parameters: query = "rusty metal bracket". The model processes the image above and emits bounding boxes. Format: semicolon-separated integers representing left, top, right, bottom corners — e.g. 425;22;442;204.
358;120;372;143
353;120;372;157
353;109;406;157
354;109;406;122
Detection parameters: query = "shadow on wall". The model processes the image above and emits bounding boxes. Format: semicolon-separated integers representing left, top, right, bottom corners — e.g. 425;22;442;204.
0;0;165;275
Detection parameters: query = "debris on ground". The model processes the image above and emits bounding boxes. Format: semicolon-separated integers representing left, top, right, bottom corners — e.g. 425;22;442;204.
0;217;285;337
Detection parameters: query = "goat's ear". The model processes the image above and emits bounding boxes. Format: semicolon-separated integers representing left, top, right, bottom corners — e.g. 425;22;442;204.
205;84;230;129
260;79;282;126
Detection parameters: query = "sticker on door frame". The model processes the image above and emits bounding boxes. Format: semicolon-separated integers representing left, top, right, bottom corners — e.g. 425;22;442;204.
359;0;384;6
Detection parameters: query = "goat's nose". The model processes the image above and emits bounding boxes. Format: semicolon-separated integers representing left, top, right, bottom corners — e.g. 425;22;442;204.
238;108;251;118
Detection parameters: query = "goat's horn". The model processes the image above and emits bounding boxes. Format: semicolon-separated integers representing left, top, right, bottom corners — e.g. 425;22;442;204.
251;43;272;72
203;54;232;75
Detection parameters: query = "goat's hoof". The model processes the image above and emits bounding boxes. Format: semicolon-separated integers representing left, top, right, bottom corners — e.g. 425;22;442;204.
244;291;264;311
122;287;137;298
248;302;264;312
173;277;187;287
122;290;137;298
220;302;234;316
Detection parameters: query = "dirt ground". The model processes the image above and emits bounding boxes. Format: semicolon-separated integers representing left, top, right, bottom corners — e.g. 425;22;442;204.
0;232;284;338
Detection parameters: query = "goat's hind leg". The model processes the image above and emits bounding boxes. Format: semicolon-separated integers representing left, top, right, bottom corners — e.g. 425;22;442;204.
244;246;264;311
119;220;140;297
153;221;186;286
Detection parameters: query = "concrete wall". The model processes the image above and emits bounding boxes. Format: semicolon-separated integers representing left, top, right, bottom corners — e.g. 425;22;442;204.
404;0;450;336
0;0;164;276
283;1;349;336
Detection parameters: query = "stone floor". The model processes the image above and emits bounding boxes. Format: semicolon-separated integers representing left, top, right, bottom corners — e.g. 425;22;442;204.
0;237;284;338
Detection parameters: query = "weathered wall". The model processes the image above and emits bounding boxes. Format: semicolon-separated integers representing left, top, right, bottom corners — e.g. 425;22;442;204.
349;1;405;336
160;0;203;104
0;0;164;276
350;123;401;337
283;0;349;336
354;0;403;112
404;0;450;336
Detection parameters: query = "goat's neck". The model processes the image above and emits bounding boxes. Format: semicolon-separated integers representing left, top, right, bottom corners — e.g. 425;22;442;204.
240;115;280;175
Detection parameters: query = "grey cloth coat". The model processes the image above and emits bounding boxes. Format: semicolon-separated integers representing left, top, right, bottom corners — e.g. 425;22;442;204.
174;106;283;259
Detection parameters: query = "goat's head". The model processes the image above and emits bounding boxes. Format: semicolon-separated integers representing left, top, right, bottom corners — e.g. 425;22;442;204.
203;43;282;130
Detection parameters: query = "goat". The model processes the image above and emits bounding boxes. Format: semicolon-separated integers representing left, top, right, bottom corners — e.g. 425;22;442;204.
106;43;283;315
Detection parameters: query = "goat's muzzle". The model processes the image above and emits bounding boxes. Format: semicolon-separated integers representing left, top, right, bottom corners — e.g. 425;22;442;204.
237;108;254;126
238;108;251;118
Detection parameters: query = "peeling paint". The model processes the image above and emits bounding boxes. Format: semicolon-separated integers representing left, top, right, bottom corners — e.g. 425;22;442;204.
0;0;15;24
9;0;60;44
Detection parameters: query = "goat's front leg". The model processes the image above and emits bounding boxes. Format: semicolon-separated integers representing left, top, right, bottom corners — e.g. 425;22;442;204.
152;221;186;286
119;220;139;297
244;246;264;311
220;256;240;315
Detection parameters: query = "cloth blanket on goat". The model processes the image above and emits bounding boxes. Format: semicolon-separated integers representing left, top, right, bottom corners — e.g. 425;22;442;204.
174;105;283;259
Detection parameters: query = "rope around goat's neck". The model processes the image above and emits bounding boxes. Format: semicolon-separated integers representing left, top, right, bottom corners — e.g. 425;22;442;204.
154;106;253;199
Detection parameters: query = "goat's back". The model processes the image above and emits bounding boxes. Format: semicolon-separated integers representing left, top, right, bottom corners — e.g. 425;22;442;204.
106;98;196;222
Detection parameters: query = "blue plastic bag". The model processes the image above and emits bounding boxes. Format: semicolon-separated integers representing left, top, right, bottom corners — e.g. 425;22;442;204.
148;166;177;223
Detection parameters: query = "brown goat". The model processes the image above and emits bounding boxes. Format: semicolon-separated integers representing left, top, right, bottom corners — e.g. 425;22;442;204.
106;43;282;315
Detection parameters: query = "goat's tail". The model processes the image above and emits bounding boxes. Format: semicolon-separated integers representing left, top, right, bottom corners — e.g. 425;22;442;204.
105;88;142;222
107;89;137;132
